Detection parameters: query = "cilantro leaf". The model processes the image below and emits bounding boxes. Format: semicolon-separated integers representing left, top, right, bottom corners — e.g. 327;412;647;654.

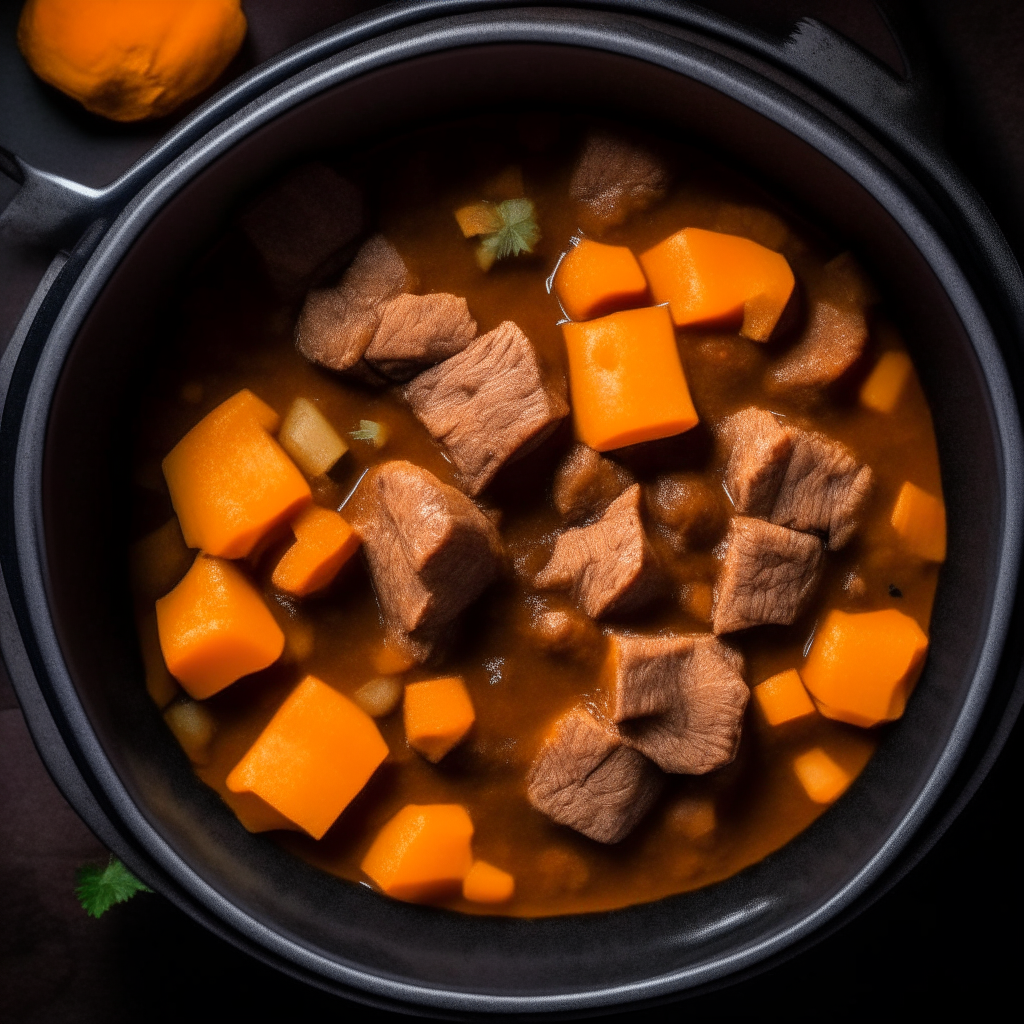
75;856;152;918
349;419;388;448
476;198;540;270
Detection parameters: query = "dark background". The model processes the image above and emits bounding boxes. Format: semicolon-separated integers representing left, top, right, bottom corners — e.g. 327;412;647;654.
1;1;1021;1020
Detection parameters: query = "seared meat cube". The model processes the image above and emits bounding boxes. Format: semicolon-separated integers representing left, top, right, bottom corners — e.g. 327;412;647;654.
364;292;477;382
536;485;663;619
569;132;669;229
295;234;412;378
403;321;569;495
526;705;664;843
720;407;793;518
238;162;364;296
771;430;873;549
605;632;748;774
350;460;501;662
712;517;823;634
645;473;728;552
769;300;868;391
553;443;633;522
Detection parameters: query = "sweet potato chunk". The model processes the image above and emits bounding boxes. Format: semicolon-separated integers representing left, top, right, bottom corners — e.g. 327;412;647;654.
156;554;284;700
271;506;361;597
553;443;633;522
753;668;816;726
403;320;569;495
361;804;474;902
769;300;868;391
639;227;795;340
226;675;388;839
404;676;476;762
793;747;853;804
801;608;929;726
526;706;663;843
553;238;649;321
562;305;698;452
860;350;913;413
462;861;515;904
891;481;946;563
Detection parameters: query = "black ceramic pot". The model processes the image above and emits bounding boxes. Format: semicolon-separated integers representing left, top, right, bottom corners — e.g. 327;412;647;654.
1;2;1022;1015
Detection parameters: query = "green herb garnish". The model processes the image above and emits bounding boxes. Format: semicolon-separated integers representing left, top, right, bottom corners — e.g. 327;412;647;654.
476;198;541;270
75;856;152;918
349;419;388;448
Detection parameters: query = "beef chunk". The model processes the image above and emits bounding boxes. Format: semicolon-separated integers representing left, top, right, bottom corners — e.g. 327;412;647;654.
364;292;477;382
771;430;873;549
295;234;412;378
553;443;633;522
712;517;823;634
569;132;669;229
238;163;364;296
769;300;868;391
720;408;793;518
535;485;663;619
350;460;501;661
605;632;748;774
646;473;728;552
526;706;663;843
402;321;569;495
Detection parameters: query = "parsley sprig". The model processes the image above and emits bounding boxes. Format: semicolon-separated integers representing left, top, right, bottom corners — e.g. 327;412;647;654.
75;856;152;918
474;199;541;270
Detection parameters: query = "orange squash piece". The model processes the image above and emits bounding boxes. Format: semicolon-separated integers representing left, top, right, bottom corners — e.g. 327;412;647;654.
403;677;475;763
891;481;947;563
802;609;929;727
162;389;311;559
561;305;699;452
753;668;817;726
220;789;301;834
18;0;247;122
226;674;388;840
860;351;913;413
639;227;795;340
361;804;474;902
793;747;852;804
271;506;361;597
462;860;516;904
553;238;649;321
156;554;284;700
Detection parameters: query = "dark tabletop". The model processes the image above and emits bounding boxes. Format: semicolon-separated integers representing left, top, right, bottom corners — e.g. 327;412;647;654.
1;1;1021;1020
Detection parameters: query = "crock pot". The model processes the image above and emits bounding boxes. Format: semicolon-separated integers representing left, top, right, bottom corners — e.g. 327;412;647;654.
1;1;1022;1015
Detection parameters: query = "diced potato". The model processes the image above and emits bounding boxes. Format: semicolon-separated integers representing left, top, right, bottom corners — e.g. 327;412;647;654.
129;517;193;603
138;612;180;710
279;397;348;478
793;747;852;804
891;480;946;563
353;676;403;718
164;699;216;765
860;350;913;413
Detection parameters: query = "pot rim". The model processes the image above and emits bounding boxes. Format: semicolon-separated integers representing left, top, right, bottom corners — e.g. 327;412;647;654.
6;6;1023;1013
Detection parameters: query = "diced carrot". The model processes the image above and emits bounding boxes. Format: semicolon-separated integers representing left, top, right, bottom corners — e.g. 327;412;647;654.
561;305;699;452
639;227;795;340
404;676;475;763
278;398;348;478
373;641;417;675
801;609;929;727
860;350;913;413
220;789;302;833
226;674;388;840
553;238;649;321
753;668;817;726
271;506;361;597
455;202;502;238
155;554;285;700
163;698;215;765
891;481;946;563
792;747;852;804
130;517;192;603
138;611;180;709
361;803;474;902
668;798;716;839
353;676;403;718
162;389;311;559
462;860;515;904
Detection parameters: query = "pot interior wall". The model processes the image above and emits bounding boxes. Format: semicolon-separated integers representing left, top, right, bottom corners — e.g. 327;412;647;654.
40;44;1001;997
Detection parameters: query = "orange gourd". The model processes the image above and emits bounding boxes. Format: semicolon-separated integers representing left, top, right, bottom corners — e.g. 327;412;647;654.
226;675;388;840
639;227;795;340
792;747;852;804
891;481;947;563
18;0;247;122
403;677;476;763
163;389;311;559
271;506;361;597
753;668;817;726
361;804;474;902
462;860;515;904
553;238;649;321
801;609;929;727
860;350;913;413
561;305;699;451
155;554;284;700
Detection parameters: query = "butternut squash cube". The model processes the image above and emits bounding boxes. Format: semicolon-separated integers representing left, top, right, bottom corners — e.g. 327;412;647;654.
156;554;284;700
860;350;913;413
891;481;947;563
553;238;649;321
404;676;475;762
361;804;474;902
793;747;852;804
220;789;302;834
639;227;795;340
278;397;348;478
561;305;699;452
226;674;388;839
801;608;929;727
162;389;311;559
462;860;515;904
753;668;817;726
271;506;361;597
